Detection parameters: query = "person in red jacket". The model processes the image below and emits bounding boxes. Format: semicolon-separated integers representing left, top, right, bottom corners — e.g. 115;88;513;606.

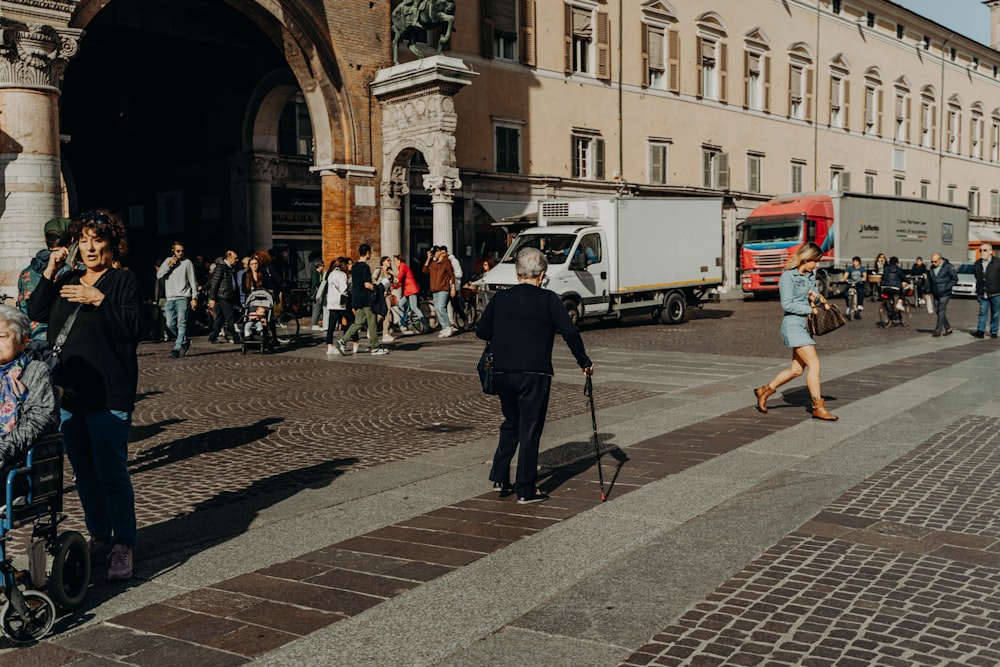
393;255;426;334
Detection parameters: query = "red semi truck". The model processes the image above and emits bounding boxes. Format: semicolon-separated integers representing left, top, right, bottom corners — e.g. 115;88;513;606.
738;192;968;297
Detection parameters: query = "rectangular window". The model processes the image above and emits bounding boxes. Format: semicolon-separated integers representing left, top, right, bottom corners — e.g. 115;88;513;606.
700;38;717;100
571;133;604;179
832;0;841;14
830;76;842;128
921;102;933;148
971;116;983;159
789;65;804;119
494;124;521;174
947;185;956;203
991;190;1000;218
865;172;875;195
747;53;763;110
950;47;957;62
572;7;592;75
648;141;669;185
830;167;843;191
647;25;665;89
923;36;931;50
791;161;804;193
864;87;876;134
702;148;729;189
866;12;875;28
894;177;904;196
948;110;960;153
893;148;906;172
894;94;907;142
920;181;930;200
969;189;981;216
896;24;904;40
747;154;762;193
992;121;1000;161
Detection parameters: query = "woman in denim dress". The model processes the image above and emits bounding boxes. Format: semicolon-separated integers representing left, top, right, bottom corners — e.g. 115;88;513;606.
754;242;838;421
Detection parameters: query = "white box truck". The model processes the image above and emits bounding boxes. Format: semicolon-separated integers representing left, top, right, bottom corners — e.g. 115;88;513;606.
480;197;724;325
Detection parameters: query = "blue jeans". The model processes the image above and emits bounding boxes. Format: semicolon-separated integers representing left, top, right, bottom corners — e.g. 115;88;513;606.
977;294;1000;335
432;291;451;329
164;298;189;351
399;294;426;327
60;408;136;548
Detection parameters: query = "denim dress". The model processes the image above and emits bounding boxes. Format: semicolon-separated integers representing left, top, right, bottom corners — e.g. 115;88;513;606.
779;269;817;348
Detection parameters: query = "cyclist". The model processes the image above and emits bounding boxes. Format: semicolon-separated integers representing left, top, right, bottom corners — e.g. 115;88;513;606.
908;256;928;306
844;256;866;319
879;256;909;325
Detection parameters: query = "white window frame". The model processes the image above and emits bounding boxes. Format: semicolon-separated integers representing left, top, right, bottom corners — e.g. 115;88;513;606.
969;188;981;216
700;37;719;101
570;3;595;76
864;171;876;195
647;24;666;89
920;180;930;200
992;117;1000;162
990;190;1000;218
894;176;904;196
894;90;909;142
830;75;844;128
571;128;604;180
921;99;933;148
971;109;984;159
831;167;844;192
948;106;961;154
702;146;729;190
747;153;763;194
947;185;956;204
789;64;805;120
648;139;670;185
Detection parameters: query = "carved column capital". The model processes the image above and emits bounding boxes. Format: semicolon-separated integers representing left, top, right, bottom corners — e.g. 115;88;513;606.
0;21;82;91
423;173;461;204
251;156;279;183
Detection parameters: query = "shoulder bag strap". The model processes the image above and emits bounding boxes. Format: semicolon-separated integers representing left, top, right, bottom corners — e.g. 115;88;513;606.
53;304;82;355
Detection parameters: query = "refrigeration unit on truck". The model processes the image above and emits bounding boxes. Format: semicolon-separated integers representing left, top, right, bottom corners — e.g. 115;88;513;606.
480;197;724;325
738;192;968;297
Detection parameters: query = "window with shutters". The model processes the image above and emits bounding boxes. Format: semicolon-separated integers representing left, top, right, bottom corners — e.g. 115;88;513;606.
969;188;980;216
920;180;930;200
640;3;677;90
864;171;875;195
894;90;909;143
747;153;763;194
695;14;727;103
947;185;956;204
571;6;592;74
991;114;1000;162
920;87;936;149
991;190;999;218
491;0;518;61
863;68;883;137
648;140;669;185
971;104;984;159
494;122;521;174
894;177;904;196
646;25;666;89
564;2;608;79
791;161;805;193
743;29;771;112
830;76;844;128
701;147;728;190
278;93;313;158
787;44;813;122
947;103;961;154
830;166;845;192
571;130;604;180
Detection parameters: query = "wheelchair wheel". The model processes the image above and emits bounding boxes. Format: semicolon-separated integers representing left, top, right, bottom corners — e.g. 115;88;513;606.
48;531;90;611
1;590;56;643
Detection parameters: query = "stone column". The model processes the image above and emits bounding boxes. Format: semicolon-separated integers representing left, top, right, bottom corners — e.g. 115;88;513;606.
424;173;461;248
380;167;408;256
250;156;277;251
0;21;81;293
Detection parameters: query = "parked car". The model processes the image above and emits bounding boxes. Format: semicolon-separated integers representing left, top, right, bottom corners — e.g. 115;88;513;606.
953;263;977;297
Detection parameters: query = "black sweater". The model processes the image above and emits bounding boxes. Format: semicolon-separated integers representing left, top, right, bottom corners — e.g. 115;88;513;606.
28;269;142;412
476;283;591;375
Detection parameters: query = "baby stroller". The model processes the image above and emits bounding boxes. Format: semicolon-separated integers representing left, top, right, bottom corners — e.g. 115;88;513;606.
240;289;274;355
0;434;90;643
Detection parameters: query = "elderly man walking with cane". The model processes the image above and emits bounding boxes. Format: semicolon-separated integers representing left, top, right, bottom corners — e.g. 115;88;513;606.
476;247;594;504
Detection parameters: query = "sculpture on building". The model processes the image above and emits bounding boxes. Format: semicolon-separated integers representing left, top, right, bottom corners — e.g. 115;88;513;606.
391;0;455;65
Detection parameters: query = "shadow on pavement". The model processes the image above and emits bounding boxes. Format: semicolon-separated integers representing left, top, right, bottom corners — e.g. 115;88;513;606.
536;435;629;500
127;417;283;475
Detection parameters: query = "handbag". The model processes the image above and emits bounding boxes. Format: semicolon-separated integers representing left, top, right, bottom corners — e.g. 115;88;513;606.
476;342;498;395
807;297;847;336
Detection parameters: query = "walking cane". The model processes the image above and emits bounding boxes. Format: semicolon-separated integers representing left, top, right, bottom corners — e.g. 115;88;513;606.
584;375;607;502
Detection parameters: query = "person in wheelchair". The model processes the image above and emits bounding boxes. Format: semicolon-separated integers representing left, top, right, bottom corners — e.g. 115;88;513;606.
879;256;909;320
0;305;59;470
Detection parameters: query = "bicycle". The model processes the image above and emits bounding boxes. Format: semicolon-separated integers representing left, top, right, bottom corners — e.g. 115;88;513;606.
845;286;861;320
877;286;910;328
273;290;304;343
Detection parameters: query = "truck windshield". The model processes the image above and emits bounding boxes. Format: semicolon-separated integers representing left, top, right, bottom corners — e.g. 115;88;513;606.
741;220;803;244
501;233;578;265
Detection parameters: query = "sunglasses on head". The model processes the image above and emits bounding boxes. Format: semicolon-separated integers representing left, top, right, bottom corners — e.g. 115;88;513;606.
79;211;110;225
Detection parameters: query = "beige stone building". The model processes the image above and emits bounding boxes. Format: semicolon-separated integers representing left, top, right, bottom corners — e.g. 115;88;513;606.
1;0;999;296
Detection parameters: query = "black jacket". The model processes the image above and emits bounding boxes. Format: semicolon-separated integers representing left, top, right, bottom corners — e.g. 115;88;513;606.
973;256;1000;297
207;260;238;303
929;261;958;298
476;283;591;375
881;264;907;289
27;269;142;412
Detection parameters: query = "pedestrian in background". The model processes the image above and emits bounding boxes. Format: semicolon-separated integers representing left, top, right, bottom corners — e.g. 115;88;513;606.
394;254;425;334
156;241;198;358
754;242;838;421
309;254;326;331
337;244;388;356
971;243;1000;339
423;246;455;338
373;255;396;342
324;257;350;355
476;247;594;504
28;209;141;581
206;250;241;344
928;253;957;337
17;217;74;344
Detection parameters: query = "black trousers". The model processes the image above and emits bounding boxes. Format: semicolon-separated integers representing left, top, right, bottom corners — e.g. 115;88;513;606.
490;372;552;496
209;300;239;342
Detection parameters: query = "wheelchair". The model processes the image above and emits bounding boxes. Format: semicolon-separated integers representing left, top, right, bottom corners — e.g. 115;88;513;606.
0;433;90;643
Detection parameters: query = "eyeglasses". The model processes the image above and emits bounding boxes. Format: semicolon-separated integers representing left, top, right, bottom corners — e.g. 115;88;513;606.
79;211;110;226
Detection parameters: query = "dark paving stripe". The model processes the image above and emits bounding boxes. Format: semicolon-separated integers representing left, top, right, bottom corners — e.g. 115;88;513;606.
23;341;992;663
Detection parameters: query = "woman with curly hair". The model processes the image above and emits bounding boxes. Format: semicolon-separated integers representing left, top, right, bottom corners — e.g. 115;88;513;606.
28;209;142;581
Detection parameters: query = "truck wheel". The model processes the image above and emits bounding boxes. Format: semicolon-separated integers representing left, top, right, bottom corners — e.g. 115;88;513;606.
663;292;686;325
563;299;580;325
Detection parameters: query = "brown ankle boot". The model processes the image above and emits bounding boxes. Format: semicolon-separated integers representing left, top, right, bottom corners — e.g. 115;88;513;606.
754;384;776;413
811;397;838;421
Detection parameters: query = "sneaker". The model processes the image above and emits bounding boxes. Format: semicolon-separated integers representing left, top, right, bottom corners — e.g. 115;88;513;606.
895;302;905;311
492;481;514;497
181;340;190;356
438;327;453;338
326;346;338;355
352;344;360;355
857;305;863;311
336;339;347;356
382;335;395;343
107;544;133;581
370;347;389;356
89;536;110;563
311;325;324;331
517;490;549;505
169;349;180;359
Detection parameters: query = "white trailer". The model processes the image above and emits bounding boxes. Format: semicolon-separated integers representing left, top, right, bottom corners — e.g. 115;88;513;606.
480;197;724;324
